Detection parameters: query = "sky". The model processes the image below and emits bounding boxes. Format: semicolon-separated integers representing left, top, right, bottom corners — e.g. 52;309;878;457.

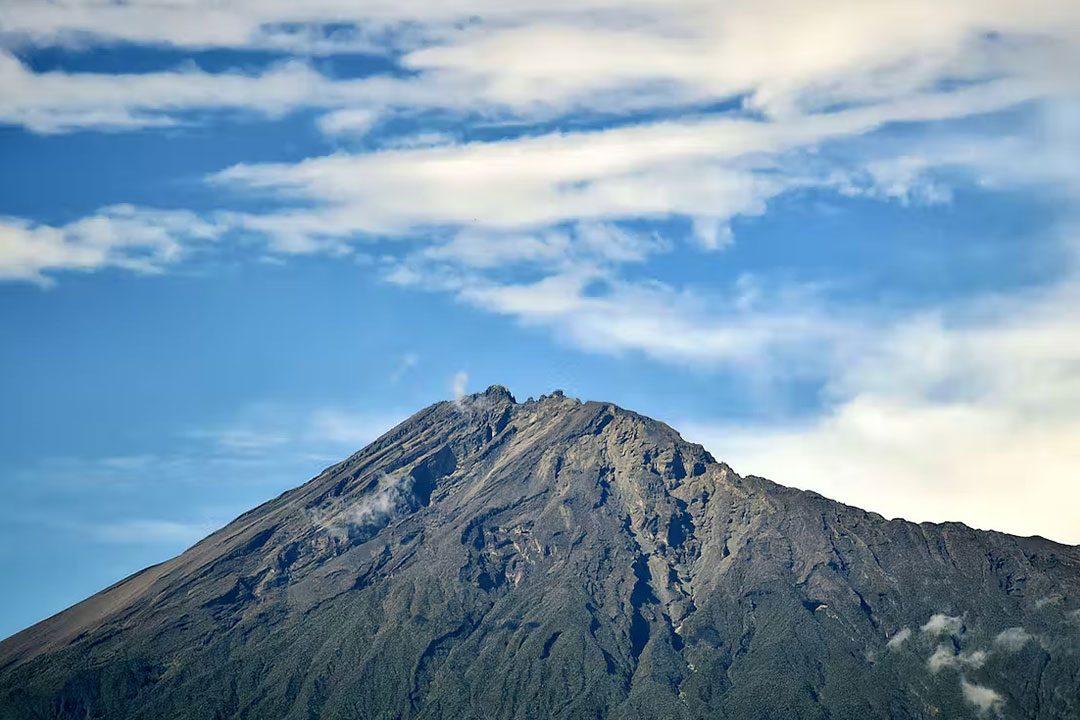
1;0;1079;640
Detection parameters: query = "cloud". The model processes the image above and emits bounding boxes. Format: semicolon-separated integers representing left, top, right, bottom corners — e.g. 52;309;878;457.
196;403;404;458
419;229;574;271
307;409;398;448
212;80;1044;245
927;645;987;673
405;3;1080;120
12;400;408;557
3;0;1077;119
993;627;1033;652
384;223;670;301
678;265;1080;544
199;79;1080;393
449;271;842;370
921;614;964;638
317;108;378;137
886;627;912;650
0;52;395;133
90;519;216;545
389;352;419;383
310;471;413;541
452;371;469;401
960;677;1004;715
0;0;508;51
211;428;291;454
3;3;1074;287
0;205;221;284
1034;595;1063;610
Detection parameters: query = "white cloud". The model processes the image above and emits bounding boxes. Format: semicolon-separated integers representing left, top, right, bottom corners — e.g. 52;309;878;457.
420;228;573;270
213;80;1044;246
91;519;215;545
3;2;1073;284
317;108;378;137
196;403;404;457
0;205;220;284
0;51;417;133
922;614;965;638
993;627;1033;652
960;677;1004;715
927;645;987;673
307;409;398;448
389;352;420;383
3;0;1077;119
405;6;1071;121
886;627;912;650
0;0;542;51
452;271;842;369
193;77;1080;418
678;265;1080;544
211;428;290;453
311;470;411;540
1034;595;1063;610
387;223;669;298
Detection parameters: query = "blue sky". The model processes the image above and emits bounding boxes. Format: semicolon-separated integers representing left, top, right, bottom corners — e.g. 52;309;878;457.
2;0;1079;640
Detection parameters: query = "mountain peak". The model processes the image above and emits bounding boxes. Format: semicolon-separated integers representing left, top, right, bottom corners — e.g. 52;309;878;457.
2;391;1079;719
476;383;516;403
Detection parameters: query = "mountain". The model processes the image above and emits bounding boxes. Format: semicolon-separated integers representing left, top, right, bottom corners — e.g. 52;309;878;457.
1;386;1078;719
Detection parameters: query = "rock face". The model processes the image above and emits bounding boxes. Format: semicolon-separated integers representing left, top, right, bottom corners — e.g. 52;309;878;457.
2;386;1079;719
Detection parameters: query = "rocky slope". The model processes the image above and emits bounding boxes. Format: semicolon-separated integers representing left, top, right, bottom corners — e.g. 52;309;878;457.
1;386;1078;719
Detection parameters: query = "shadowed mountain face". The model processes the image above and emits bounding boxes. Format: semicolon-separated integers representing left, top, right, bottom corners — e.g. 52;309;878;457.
2;387;1079;719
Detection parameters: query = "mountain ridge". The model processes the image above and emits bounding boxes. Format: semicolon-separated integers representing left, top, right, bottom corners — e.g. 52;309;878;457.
2;385;1078;719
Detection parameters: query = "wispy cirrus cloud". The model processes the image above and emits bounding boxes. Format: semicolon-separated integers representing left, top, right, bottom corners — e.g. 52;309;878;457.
5;401;408;553
0;52;395;133
0;205;221;285
388;352;419;383
192;403;407;462
3;0;1077;114
213;80;1047;247
2;0;1077;136
90;518;217;545
2;0;1076;292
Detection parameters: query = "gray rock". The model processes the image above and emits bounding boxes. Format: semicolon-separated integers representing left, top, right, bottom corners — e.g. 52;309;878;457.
2;387;1078;719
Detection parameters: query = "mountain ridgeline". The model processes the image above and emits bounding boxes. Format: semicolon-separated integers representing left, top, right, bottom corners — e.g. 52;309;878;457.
1;386;1078;719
